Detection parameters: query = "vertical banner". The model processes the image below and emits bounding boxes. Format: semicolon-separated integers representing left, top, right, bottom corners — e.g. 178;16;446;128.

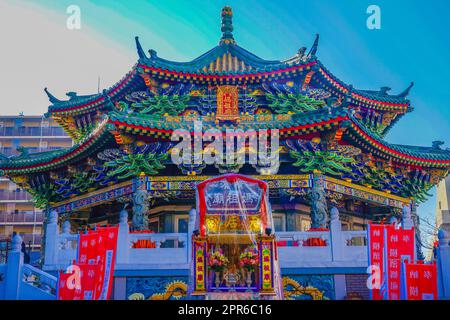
367;223;385;300
58;226;119;300
384;225;415;300
78;231;100;265
97;226;119;300
259;237;275;294
78;264;99;300
402;262;437;300
57;270;75;300
92;229;106;300
193;238;207;294
78;230;104;299
58;263;83;300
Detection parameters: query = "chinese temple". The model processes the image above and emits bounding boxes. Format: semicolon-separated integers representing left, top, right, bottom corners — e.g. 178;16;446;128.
1;7;450;300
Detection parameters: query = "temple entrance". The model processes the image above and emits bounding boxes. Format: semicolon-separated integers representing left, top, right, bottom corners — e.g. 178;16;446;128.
190;174;283;299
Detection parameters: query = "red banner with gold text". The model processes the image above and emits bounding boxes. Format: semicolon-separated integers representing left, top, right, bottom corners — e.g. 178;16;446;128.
367;223;386;300
402;262;437;300
58;226;118;300
384;225;415;300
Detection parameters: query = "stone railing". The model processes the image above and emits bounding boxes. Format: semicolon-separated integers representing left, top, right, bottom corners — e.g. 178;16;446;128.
43;207;370;271
123;232;188;268
22;264;57;296
1;234;56;300
276;208;368;268
43;209;194;271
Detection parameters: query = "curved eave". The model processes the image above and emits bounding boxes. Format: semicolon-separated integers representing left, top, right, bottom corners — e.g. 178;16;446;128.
137;61;317;84
0;120;114;175
46;68;141;117
108;108;348;139
315;61;411;112
346;118;450;168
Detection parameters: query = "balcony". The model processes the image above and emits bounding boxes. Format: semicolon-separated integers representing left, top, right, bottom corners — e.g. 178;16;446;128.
0;127;67;137
0;212;44;224
0;147;67;157
0;233;42;252
21;233;42;248
0;191;33;201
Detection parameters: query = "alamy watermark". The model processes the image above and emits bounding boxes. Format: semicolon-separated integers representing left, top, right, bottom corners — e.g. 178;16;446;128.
367;264;382;290
170;121;280;174
367;5;381;30
66;5;81;30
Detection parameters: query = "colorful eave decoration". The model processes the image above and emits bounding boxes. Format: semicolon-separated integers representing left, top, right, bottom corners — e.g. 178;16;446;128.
316;65;411;111
107;108;349;140
0;119;113;175
347;118;450;168
137;61;317;84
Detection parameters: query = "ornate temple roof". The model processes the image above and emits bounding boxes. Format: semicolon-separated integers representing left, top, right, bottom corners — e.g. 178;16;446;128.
1;6;449;182
44;6;411;120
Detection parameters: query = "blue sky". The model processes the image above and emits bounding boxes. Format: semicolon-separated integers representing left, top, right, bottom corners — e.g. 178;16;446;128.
1;0;449;232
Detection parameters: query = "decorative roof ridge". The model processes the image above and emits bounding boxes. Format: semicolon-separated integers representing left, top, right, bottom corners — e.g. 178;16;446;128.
138;43;304;73
316;60;412;105
135;7;319;73
306;34;319;58
135;36;147;59
46;66;140;114
47;91;101;110
137;60;317;79
219;6;236;45
44;88;62;104
390;141;450;154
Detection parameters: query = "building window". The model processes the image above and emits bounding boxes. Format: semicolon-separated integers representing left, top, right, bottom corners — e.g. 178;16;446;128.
148;217;159;233
174;214;189;233
353;223;365;231
273;213;285;232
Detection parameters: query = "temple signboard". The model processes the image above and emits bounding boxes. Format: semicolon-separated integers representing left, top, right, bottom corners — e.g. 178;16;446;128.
216;85;239;120
204;179;263;213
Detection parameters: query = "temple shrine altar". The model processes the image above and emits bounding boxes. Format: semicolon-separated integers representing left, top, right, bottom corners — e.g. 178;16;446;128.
191;174;282;298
